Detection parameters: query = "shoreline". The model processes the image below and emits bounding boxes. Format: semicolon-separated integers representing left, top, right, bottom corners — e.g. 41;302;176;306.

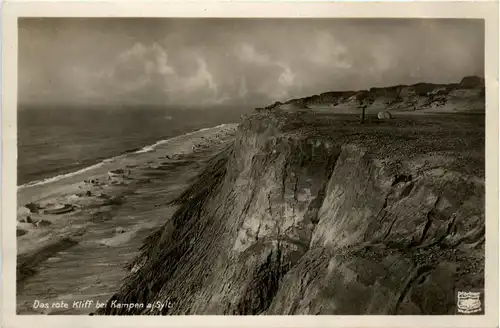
16;123;239;314
19;123;234;189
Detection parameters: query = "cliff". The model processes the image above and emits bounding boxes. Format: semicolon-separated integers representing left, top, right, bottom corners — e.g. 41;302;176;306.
256;76;485;113
98;107;484;315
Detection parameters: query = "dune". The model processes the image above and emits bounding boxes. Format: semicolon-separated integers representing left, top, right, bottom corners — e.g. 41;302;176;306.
262;76;484;115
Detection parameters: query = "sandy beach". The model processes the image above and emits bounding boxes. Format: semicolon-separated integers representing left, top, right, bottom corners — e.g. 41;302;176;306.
16;123;238;314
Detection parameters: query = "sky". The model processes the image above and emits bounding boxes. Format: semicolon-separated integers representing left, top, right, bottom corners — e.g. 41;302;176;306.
18;18;484;108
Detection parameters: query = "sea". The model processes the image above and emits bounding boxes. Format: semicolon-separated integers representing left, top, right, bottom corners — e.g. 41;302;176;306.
18;105;250;186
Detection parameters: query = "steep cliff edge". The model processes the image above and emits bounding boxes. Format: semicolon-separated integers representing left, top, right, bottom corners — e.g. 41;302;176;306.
257;76;485;113
99;110;484;315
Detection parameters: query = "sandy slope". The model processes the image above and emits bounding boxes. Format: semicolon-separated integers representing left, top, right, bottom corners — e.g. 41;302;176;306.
16;124;238;314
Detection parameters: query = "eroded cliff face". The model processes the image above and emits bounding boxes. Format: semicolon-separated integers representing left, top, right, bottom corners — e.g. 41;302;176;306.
100;111;484;315
268;146;484;315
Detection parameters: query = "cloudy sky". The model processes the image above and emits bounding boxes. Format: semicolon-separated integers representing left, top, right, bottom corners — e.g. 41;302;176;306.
19;18;484;108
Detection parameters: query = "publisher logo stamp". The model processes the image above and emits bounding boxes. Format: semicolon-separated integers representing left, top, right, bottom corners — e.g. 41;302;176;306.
456;290;483;314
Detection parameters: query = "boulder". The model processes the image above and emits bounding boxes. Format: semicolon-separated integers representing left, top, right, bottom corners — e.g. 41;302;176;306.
17;228;27;237
25;202;40;213
377;110;393;120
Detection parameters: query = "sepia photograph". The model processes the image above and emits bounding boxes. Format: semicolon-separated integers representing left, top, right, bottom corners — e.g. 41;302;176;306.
1;2;498;326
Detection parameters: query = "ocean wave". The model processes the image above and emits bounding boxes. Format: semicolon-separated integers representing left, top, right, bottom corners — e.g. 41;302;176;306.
18;161;109;189
133;124;230;154
19;124;232;189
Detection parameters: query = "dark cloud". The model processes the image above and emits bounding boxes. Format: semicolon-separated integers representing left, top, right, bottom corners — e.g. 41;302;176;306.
18;18;484;108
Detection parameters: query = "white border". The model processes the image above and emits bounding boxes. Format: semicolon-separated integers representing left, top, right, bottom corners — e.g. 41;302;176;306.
2;2;499;328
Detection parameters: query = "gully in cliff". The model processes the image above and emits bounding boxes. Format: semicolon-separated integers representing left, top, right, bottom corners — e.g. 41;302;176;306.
6;14;496;328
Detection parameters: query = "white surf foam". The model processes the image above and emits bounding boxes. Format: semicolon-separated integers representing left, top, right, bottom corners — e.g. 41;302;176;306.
18;161;108;189
19;124;233;189
133;124;230;154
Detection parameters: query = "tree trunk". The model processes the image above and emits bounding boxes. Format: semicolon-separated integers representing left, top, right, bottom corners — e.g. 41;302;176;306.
360;106;366;124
